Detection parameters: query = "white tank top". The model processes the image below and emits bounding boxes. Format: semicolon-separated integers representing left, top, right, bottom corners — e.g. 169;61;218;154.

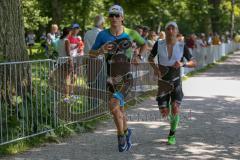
157;40;184;66
57;38;69;57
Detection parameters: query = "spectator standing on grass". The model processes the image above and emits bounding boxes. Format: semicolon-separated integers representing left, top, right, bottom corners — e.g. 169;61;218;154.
47;24;60;57
68;23;84;57
26;31;36;55
56;27;73;103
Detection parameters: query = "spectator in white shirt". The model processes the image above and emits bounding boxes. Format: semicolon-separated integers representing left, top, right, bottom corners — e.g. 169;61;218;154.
84;15;105;55
196;33;207;48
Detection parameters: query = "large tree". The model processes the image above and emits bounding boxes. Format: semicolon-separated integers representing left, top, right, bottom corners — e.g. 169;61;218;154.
208;0;222;33
22;0;51;31
0;0;30;104
0;0;28;61
231;0;235;38
51;0;62;24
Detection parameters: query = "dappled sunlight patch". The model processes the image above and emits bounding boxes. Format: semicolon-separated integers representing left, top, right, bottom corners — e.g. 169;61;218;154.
94;129;116;136
152;138;169;146
183;79;240;97
173;155;190;159
214;107;226;111
184;97;205;101
205;121;212;125
132;143;140;147
187;109;204;114
128;121;168;129
224;97;240;102
218;116;240;124
105;129;116;132
152;138;163;143
148;153;157;157
229;146;240;156
187;116;196;121
182;142;227;155
132;154;145;160
135;107;159;111
154;146;168;151
184;155;217;159
56;142;68;146
28;148;42;152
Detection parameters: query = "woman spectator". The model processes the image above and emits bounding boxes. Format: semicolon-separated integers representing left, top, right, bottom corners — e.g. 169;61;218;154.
158;31;166;40
68;23;84;57
147;30;157;49
56;27;73;102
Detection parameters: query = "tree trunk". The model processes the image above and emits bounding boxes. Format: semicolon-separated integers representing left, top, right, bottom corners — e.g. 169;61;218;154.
51;0;62;24
0;0;30;103
80;0;94;32
230;0;235;38
203;16;212;34
208;0;221;34
0;0;29;61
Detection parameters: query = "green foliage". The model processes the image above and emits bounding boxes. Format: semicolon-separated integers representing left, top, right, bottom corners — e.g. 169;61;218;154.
22;0;51;31
55;124;75;137
0;131;59;155
22;0;240;35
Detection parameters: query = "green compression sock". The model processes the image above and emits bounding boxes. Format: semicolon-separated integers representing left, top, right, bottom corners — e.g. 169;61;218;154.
170;115;180;132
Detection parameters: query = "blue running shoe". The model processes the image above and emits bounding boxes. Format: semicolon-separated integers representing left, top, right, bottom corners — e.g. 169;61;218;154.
126;128;132;151
118;135;127;152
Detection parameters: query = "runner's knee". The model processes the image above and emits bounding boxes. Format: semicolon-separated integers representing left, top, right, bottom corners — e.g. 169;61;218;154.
111;108;123;119
172;101;180;115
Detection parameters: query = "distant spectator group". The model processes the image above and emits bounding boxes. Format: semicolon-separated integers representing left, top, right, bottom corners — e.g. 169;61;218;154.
25;15;237;60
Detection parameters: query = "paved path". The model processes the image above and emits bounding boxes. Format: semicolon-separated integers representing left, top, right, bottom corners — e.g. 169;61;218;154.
2;51;240;160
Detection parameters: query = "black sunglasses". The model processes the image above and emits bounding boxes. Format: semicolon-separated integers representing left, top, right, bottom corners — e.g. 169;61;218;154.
109;14;120;18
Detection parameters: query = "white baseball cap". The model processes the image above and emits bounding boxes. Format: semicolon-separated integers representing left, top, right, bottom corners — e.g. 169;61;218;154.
165;21;178;30
109;5;124;15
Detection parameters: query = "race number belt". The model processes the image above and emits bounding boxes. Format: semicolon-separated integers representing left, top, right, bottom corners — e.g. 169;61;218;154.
157;65;181;98
106;38;133;96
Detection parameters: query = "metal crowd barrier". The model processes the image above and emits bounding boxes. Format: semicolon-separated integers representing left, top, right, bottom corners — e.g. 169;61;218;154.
51;56;108;123
0;59;57;145
0;56;109;145
183;42;240;75
0;42;239;145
